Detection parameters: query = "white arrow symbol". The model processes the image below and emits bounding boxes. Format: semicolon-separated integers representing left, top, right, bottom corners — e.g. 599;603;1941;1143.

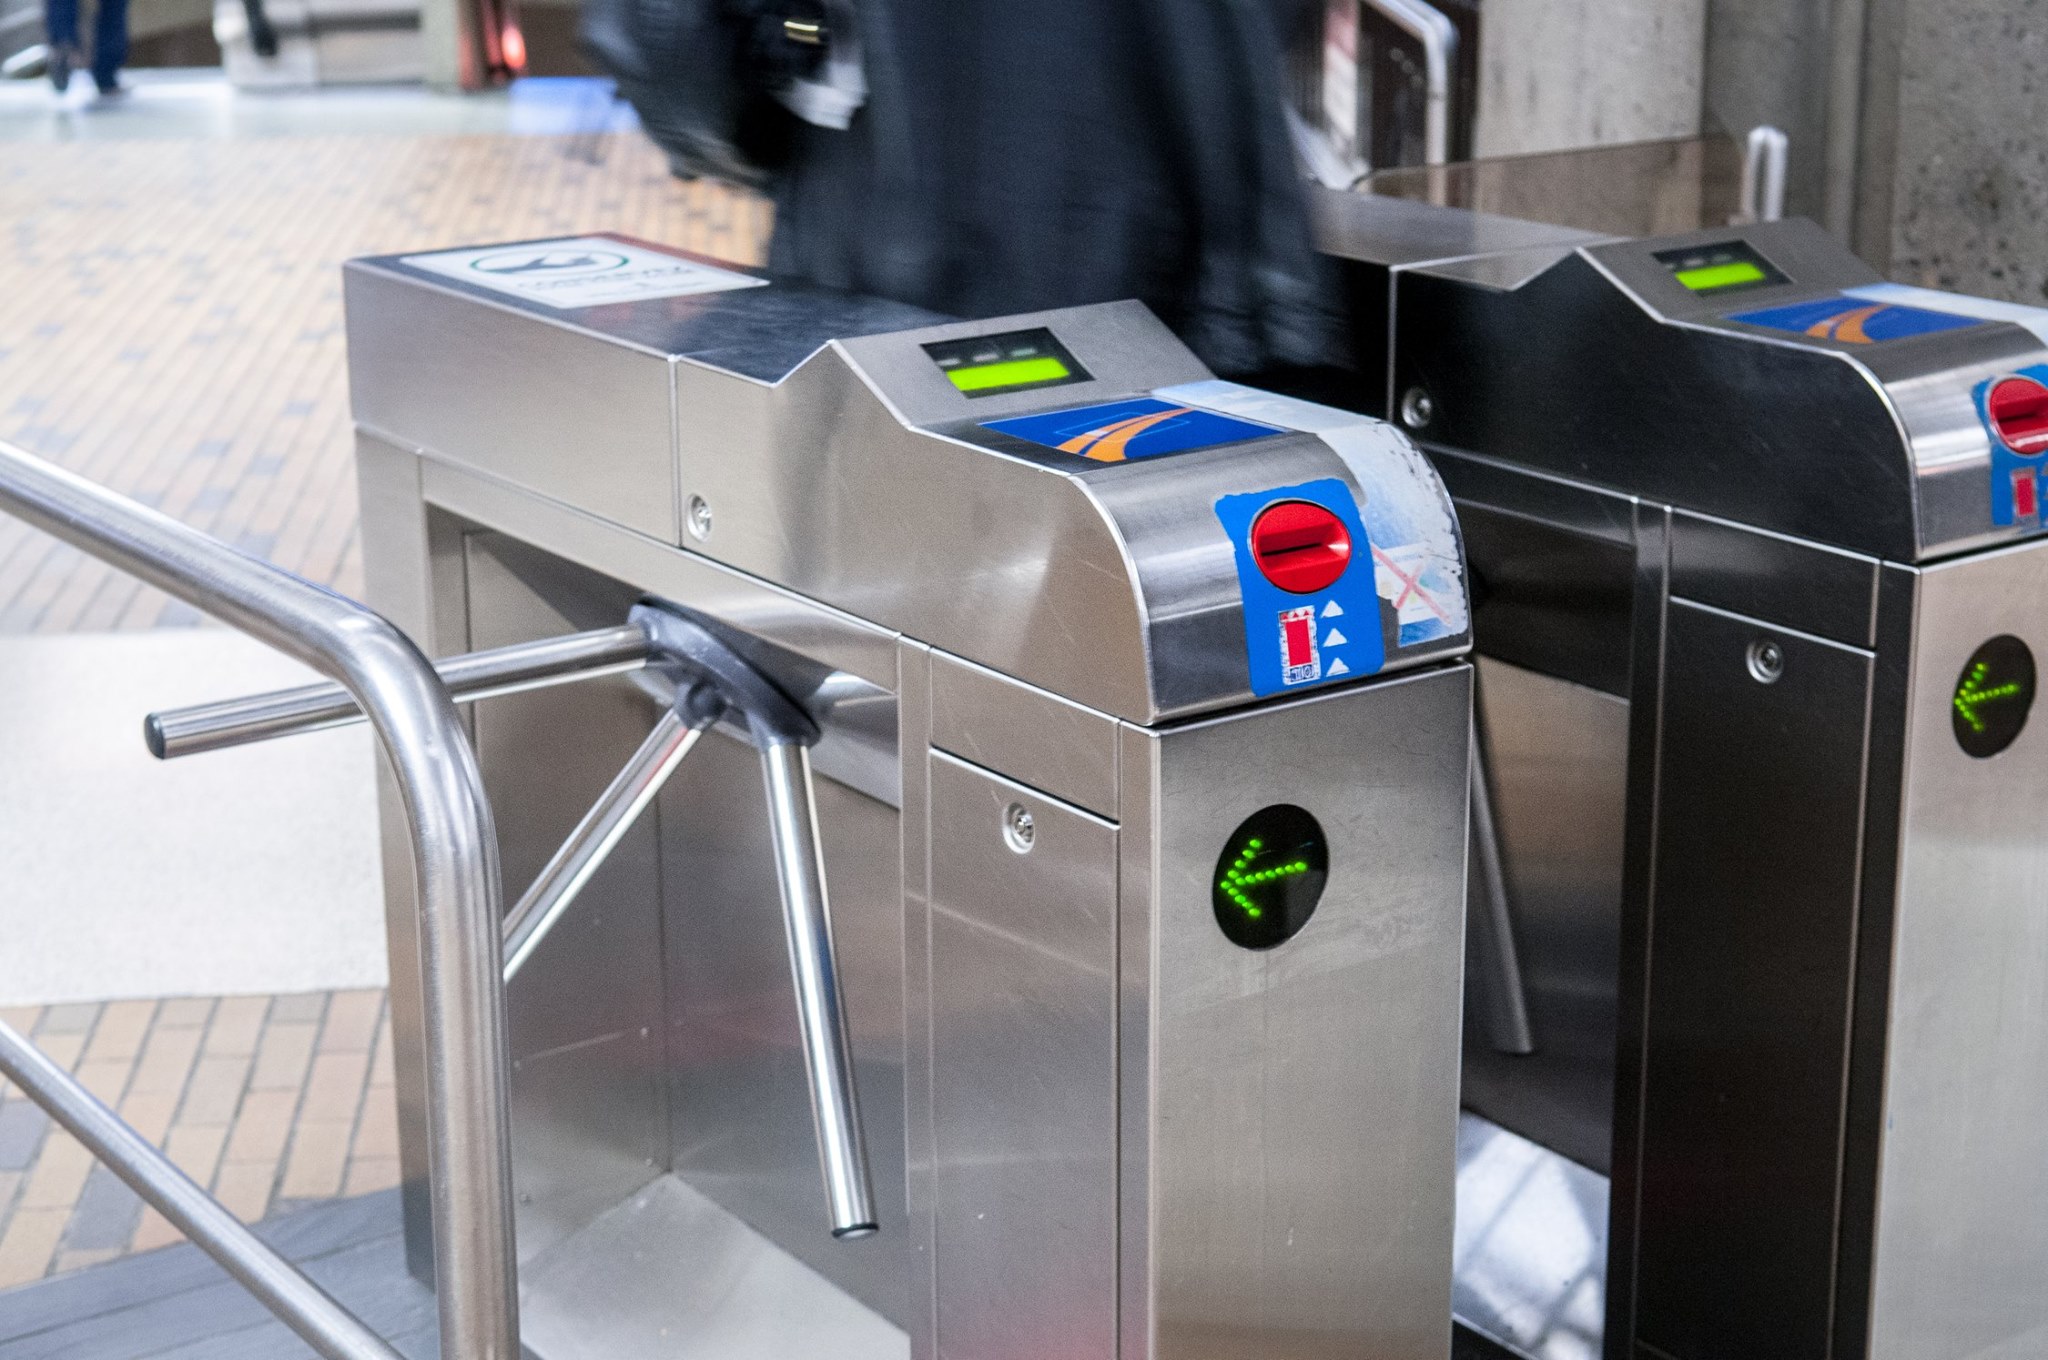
1321;600;1344;618
1327;657;1352;677
1323;628;1348;648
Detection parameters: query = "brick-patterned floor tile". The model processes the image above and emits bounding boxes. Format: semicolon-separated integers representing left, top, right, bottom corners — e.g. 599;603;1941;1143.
129;1023;203;1097
0;990;398;1283
209;1160;278;1224
72;1059;133;1106
319;991;382;1054
19;1131;93;1212
0;134;768;633
298;1050;370;1126
116;1090;178;1145
129;1206;184;1253
164;1124;228;1186
204;997;270;1058
35;1004;98;1037
177;1052;253;1126
0;1207;69;1288
154;998;216;1028
279;1120;351;1200
351;1083;399;1162
223;1088;299;1165
343;1157;400;1197
82;1000;156;1065
248;1021;318;1093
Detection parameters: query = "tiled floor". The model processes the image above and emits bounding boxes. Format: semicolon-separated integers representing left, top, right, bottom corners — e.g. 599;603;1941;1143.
0;990;395;1289
0;78;771;1300
0;105;770;633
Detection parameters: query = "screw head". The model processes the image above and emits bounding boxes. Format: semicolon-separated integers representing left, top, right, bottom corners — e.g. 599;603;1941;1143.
686;495;713;541
1747;639;1785;684
1400;386;1435;430
1002;803;1036;854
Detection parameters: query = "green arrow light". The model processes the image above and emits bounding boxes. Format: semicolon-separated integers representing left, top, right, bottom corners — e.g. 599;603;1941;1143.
1954;660;2024;734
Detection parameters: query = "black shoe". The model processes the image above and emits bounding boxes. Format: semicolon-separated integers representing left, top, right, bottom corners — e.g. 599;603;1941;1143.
47;44;74;93
93;73;124;96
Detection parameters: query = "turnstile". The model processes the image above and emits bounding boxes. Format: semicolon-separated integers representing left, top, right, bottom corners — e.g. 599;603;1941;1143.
1315;193;2048;1360
323;234;1476;1358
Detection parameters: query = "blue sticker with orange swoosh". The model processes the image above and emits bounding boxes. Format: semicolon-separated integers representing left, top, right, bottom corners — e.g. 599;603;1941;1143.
982;397;1281;463
1728;294;1981;345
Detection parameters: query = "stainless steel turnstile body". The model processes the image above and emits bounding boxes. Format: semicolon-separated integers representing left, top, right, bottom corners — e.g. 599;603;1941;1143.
343;237;1477;1359
1317;196;2048;1360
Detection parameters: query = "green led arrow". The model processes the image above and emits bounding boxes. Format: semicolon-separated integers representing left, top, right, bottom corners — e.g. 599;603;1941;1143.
1954;660;2025;734
1217;836;1310;920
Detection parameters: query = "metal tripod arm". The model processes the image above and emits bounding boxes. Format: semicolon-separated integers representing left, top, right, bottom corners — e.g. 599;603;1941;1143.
145;622;654;759
629;603;878;1240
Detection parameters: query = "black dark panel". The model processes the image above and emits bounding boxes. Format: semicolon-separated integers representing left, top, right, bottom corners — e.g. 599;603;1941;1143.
1460;503;1636;697
1670;511;1878;647
1605;501;1670;1357
1830;563;1919;1355
1390;253;1920;560
1431;446;1638;547
1632;602;1872;1360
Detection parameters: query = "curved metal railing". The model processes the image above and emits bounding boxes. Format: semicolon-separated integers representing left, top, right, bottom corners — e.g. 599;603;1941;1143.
0;440;519;1360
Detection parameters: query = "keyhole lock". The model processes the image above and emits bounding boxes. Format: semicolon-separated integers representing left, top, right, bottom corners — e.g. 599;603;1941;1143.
1747;639;1785;684
1002;803;1036;854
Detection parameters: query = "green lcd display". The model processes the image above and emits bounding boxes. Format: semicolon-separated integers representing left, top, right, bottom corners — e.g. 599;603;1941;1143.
1212;804;1329;950
1952;634;2036;758
1653;241;1788;296
948;356;1071;393
923;327;1090;399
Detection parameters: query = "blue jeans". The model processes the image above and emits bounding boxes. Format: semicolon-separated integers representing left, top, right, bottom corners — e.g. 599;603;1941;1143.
45;0;127;85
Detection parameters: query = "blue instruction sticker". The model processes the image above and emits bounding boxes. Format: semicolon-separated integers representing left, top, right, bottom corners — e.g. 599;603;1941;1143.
984;397;1281;463
1979;363;2048;527
1214;479;1386;698
1729;294;1981;345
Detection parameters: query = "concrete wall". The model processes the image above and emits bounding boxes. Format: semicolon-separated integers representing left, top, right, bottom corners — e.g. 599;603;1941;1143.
1473;0;1708;158
1876;0;2048;303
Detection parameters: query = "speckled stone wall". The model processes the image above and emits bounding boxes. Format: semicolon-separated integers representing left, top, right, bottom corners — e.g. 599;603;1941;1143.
1882;0;2048;304
1473;0;1708;158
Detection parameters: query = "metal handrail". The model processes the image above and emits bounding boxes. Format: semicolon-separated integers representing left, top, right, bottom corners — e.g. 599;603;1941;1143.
0;441;520;1360
1362;0;1458;166
0;1025;404;1360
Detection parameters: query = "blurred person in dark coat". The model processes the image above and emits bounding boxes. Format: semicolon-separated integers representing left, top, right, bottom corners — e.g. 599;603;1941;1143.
587;0;1342;377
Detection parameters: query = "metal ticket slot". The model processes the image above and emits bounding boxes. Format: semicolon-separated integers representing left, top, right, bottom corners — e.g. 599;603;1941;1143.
156;235;1477;1358
1313;194;2048;1360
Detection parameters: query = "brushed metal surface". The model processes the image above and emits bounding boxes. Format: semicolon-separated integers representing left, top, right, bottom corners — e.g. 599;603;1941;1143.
519;1174;908;1360
1461;657;1628;1175
358;260;1472;723
422;461;903;808
345;265;680;542
463;537;671;1263
929;651;1120;818
897;641;938;1360
661;726;910;1324
928;752;1119;1360
1141;666;1471;1360
1869;539;2048;1359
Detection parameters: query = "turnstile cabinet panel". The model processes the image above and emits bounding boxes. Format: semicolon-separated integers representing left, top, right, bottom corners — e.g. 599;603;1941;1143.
1140;666;1470;1360
929;752;1118;1360
1633;601;1873;1360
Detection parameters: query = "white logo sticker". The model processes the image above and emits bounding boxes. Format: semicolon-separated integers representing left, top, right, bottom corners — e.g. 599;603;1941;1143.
400;236;766;310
